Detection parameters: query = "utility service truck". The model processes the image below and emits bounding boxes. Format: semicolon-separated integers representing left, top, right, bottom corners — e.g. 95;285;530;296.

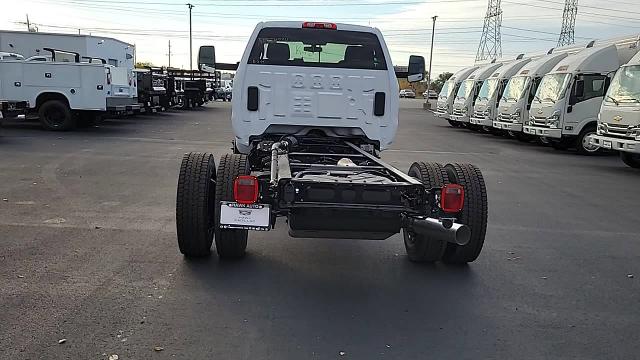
469;56;531;132
523;38;640;154
493;50;570;140
450;61;503;128
175;21;489;264
591;50;640;168
433;65;478;123
0;48;110;130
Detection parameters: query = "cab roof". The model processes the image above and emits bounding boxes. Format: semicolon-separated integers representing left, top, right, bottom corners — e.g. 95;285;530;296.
623;50;640;67
489;58;531;80
257;21;381;35
466;62;503;81
450;65;479;83
548;44;620;75
515;52;568;78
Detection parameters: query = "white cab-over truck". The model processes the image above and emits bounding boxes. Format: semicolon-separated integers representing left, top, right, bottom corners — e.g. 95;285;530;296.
524;39;639;154
469;56;531;131
0;48;109;130
433;65;478;122
175;21;489;264
493;50;569;139
590;51;640;168
449;61;503;127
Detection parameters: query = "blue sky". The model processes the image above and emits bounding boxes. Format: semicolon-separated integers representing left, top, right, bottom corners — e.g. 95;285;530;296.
1;0;639;76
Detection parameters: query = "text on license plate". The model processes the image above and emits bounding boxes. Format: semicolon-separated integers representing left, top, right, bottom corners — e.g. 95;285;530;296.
219;201;270;230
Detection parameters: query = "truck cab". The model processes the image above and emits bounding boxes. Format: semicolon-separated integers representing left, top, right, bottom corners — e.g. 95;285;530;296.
433;66;478;121
493;51;569;137
591;51;640;168
524;41;639;154
449;62;503;127
469;56;531;130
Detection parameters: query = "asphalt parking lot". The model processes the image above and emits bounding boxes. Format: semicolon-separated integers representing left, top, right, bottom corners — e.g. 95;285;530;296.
1;99;639;359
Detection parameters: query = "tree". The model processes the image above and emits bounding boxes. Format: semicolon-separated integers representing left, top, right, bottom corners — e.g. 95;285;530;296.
135;61;154;68
431;72;453;93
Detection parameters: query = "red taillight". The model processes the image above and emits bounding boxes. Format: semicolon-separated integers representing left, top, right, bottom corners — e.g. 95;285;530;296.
233;175;259;204
441;184;464;213
302;22;337;30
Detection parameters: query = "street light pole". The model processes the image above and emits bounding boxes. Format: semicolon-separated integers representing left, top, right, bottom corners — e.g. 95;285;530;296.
425;15;437;110
186;3;194;78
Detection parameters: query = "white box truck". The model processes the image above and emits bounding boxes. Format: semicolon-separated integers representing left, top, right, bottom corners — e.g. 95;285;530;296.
0;48;109;130
590;51;640;168
469;56;531;131
449;61;503;127
493;51;570;139
524;39;639;154
433;65;478;122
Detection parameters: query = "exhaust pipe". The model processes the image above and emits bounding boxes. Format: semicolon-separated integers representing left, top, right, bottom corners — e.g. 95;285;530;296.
409;217;471;246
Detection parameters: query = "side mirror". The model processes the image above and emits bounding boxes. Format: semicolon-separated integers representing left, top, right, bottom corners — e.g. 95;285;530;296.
407;55;425;83
198;46;216;73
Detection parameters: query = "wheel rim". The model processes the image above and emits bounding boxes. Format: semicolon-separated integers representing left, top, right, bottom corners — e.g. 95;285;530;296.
581;131;599;152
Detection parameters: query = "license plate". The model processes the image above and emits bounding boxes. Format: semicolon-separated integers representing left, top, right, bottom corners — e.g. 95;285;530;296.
219;201;270;231
602;140;612;149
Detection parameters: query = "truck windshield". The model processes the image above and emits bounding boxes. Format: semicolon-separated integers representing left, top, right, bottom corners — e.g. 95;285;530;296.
456;79;475;100
605;65;640;104
501;76;530;102
477;78;499;101
248;27;387;70
439;80;453;99
535;73;571;103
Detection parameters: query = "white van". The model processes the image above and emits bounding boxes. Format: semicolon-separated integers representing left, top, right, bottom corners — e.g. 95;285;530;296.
591;51;640;168
493;51;570;138
433;65;478;121
176;21;489;265
449;61;503;127
524;40;639;154
469;56;531;130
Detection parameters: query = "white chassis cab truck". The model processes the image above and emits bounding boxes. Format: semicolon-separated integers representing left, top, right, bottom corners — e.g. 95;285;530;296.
524;40;639;154
493;51;569;140
590;51;640;168
175;21;489;264
449;61;503;128
469;56;531;132
433;65;478;122
0;48;109;130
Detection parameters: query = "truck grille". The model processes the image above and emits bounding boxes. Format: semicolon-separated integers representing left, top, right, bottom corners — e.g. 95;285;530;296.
473;109;489;119
601;122;636;139
498;113;514;123
532;116;550;127
452;108;464;117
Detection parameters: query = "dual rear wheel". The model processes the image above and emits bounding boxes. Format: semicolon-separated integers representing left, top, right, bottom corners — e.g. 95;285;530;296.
404;162;488;264
176;152;250;258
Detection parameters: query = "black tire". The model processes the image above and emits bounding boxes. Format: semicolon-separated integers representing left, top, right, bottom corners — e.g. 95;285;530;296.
215;154;251;258
620;152;640;169
38;100;76;131
448;120;460;128
176;152;217;257
576;125;600;155
403;162;449;262
442;163;488;264
515;132;533;143
467;124;482;132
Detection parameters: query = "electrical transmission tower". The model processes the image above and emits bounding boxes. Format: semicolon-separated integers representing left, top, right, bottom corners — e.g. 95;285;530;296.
476;0;502;62
557;0;578;46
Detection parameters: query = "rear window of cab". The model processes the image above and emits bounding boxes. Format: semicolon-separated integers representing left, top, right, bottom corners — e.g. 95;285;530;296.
247;27;388;70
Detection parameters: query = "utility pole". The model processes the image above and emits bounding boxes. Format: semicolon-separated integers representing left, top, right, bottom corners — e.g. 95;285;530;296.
168;40;172;68
186;3;194;78
476;0;502;62
425;15;437;110
26;14;30;31
558;0;578;46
